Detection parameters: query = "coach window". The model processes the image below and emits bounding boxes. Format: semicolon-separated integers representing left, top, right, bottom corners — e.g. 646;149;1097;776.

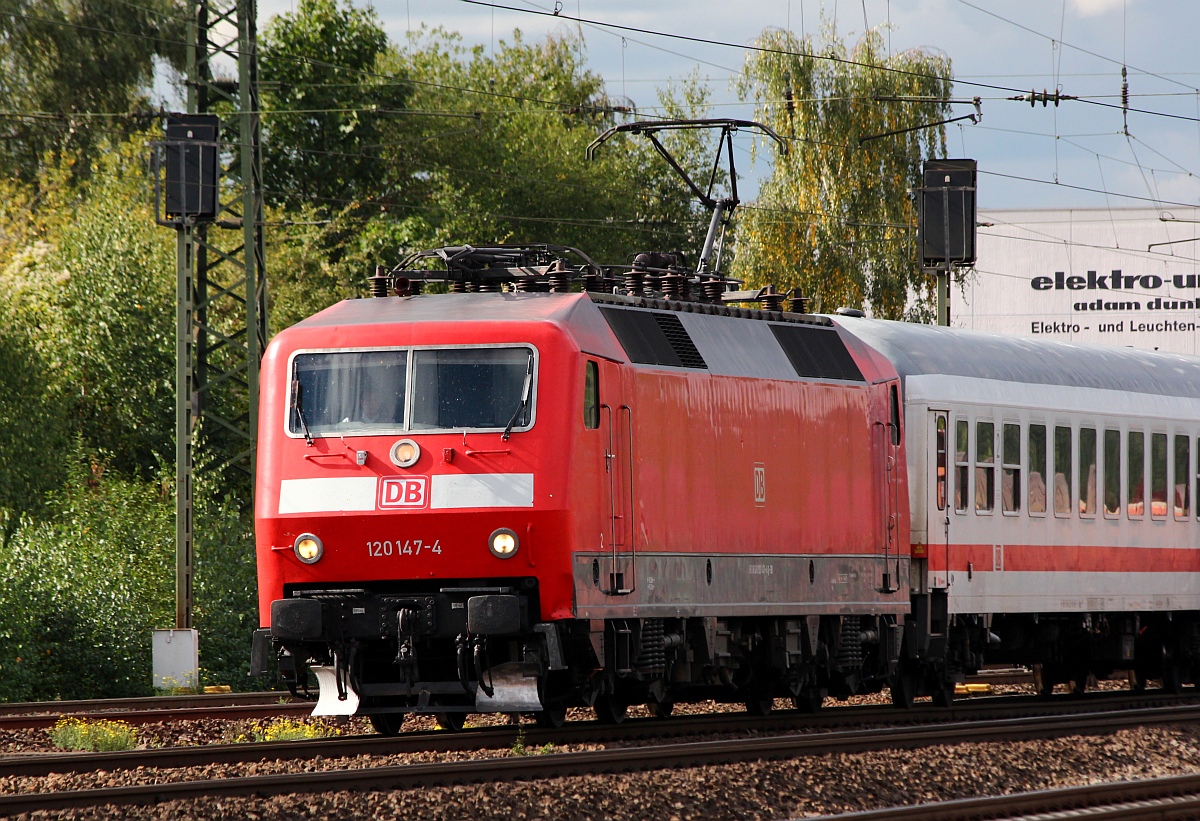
1054;426;1072;517
584;361;599;429
1128;430;1145;518
1151;433;1168;519
1079;427;1097;517
1103;429;1121;517
955;419;969;514
935;415;947;511
976;421;995;513
1195;436;1200;521
1002;423;1020;514
1029;424;1047;515
1174;434;1190;520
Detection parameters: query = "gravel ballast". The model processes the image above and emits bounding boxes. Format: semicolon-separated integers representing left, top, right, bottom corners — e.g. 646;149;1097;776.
5;693;1200;820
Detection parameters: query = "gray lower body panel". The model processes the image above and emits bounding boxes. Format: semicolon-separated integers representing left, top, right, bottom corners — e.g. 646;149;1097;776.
573;551;909;619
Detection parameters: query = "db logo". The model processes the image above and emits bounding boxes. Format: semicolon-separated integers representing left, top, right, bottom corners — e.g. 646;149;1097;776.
753;463;766;507
379;476;428;509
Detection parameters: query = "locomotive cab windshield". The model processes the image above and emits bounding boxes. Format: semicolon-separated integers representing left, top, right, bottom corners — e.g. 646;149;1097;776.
287;345;536;438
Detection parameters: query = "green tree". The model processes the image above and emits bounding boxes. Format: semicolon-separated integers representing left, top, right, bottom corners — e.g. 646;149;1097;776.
0;138;176;482
364;27;715;269
0;0;185;182
733;24;953;320
260;0;409;212
0;282;69;537
262;27;720;309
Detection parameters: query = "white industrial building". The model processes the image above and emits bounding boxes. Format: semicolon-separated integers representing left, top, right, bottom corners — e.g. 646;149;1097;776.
954;208;1200;356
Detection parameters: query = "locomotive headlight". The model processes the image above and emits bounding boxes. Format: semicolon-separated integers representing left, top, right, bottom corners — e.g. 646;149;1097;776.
390;438;421;468
488;528;519;559
294;533;324;564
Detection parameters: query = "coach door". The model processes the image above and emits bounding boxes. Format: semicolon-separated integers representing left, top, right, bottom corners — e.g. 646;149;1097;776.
879;384;903;592
929;411;951;589
599;360;635;595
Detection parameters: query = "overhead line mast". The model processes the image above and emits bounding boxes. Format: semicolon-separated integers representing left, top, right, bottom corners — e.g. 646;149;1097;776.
154;0;266;684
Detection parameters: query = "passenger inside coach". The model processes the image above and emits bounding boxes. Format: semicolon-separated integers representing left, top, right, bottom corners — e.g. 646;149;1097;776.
1028;471;1046;514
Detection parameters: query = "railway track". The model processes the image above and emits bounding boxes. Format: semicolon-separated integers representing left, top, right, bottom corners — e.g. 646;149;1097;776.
808;771;1200;820
0;668;1035;731
0;690;1188;777
0;692;311;730
1;693;1198;816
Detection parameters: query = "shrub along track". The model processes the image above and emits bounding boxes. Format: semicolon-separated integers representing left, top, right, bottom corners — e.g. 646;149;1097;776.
2;693;1200;817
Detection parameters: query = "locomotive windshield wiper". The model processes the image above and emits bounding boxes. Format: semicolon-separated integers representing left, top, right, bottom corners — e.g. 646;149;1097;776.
291;379;313;446
501;352;534;441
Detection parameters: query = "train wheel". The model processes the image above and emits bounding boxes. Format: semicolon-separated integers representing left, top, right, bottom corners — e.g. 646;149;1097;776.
434;711;466;731
369;712;406;736
535;705;568;729
744;696;773;717
593;695;627;725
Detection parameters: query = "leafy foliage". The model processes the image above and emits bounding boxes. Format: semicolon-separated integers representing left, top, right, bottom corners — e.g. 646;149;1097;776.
0;138;176;480
260;0;407;212
733;24;953;319
0;454;261;701
0;280;70;532
0;0;185;182
0;457;174;701
384;28;715;267
253;717;342;741
49;717;139;751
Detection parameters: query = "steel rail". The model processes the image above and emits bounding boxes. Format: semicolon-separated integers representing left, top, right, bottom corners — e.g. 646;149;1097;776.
2;702;1200;815
1;691;1193;778
0;700;314;730
802;772;1200;820
0;691;296;717
0;691;1189;778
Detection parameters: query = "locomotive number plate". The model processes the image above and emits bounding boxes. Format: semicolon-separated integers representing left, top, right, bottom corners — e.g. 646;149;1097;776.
366;539;442;557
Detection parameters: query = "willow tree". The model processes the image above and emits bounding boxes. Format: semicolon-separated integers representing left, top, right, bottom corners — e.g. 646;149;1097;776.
733;25;953;320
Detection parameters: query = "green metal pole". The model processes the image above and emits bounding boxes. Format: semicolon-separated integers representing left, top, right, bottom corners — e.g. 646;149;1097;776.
175;224;195;630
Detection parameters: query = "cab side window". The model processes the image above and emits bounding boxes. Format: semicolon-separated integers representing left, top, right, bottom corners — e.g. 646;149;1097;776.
584;361;599;429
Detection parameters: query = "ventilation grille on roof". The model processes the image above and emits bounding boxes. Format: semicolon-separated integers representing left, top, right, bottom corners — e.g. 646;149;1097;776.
600;307;708;369
770;324;865;382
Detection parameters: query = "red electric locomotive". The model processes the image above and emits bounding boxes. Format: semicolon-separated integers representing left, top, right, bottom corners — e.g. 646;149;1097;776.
254;242;1200;728
253;245;913;730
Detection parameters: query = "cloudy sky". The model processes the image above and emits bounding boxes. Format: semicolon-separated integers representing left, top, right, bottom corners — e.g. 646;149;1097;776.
259;0;1200;211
